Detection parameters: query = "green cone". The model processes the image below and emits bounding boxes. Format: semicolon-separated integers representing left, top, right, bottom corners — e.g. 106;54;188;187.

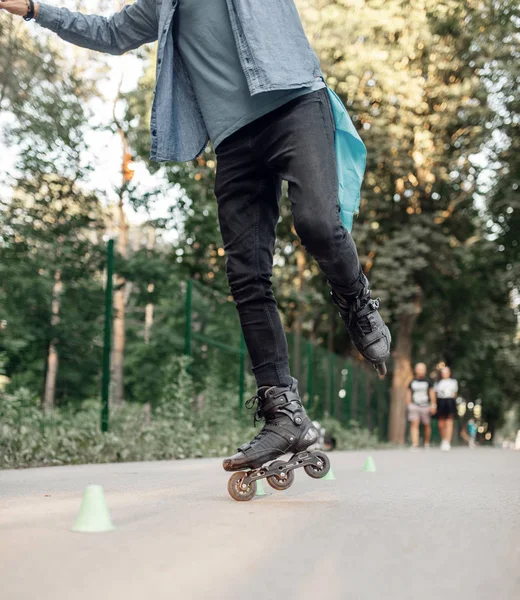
71;485;115;533
363;456;377;473
255;480;266;496
323;467;336;480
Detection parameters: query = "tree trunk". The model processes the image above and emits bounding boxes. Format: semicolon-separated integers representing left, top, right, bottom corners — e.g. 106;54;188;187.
144;287;155;345
111;193;128;406
388;291;422;443
144;228;155;344
43;270;62;412
110;75;131;407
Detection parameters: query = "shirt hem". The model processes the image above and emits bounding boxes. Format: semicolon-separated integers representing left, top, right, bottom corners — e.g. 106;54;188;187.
213;80;325;149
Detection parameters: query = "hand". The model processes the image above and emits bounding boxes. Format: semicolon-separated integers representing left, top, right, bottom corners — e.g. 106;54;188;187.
430;404;437;415
0;0;38;18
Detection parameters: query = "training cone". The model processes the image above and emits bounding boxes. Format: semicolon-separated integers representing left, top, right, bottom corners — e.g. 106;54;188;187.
323;468;336;481
71;485;115;533
363;456;377;473
255;480;266;497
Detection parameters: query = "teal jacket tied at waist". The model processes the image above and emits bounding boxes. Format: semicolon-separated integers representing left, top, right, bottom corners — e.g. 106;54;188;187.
327;88;367;233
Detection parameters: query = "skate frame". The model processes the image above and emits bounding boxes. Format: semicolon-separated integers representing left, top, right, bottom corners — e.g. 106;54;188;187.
239;450;327;486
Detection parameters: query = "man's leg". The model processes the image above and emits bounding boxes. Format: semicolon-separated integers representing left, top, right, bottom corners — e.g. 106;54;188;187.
424;423;432;446
216;128;318;472
260;89;390;368
422;407;432;446
215;130;290;388
410;420;420;448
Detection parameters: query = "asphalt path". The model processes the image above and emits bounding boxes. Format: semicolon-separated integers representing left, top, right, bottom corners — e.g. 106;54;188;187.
1;448;519;600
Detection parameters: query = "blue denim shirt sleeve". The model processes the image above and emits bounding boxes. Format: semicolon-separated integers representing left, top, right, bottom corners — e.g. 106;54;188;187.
36;1;158;56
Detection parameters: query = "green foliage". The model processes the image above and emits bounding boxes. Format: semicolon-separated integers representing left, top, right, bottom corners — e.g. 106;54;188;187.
0;18;106;404
1;1;518;443
0;359;380;468
320;416;384;451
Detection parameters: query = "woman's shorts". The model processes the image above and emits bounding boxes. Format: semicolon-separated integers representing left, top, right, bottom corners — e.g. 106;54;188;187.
408;404;431;425
436;397;457;419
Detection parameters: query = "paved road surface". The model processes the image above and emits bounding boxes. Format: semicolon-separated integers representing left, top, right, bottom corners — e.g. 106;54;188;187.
1;448;519;600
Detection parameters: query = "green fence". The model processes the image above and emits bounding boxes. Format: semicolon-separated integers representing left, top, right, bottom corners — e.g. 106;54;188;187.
182;278;390;439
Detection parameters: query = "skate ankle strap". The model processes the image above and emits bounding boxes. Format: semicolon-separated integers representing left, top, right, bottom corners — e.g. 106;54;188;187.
357;328;386;350
357;297;380;317
262;389;301;415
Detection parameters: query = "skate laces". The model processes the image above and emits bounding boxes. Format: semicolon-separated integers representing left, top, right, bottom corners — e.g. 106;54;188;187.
245;394;263;425
353;296;380;335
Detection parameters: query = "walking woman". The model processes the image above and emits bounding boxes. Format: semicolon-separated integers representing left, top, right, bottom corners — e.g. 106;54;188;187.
435;367;459;451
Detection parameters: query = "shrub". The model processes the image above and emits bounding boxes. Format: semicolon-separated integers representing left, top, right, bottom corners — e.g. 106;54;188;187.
0;358;383;468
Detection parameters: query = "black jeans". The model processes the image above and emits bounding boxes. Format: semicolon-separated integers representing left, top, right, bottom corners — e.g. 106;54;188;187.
215;88;363;387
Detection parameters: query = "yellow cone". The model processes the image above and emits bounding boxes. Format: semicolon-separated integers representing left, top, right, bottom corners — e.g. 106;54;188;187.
71;485;115;533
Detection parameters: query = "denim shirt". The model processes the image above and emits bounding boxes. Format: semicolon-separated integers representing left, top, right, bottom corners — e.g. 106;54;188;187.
36;0;323;162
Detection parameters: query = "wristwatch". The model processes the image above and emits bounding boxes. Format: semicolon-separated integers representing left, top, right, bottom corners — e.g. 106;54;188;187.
24;0;35;21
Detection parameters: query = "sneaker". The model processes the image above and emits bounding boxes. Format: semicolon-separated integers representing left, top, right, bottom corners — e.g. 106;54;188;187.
424;443;430;449
440;440;451;451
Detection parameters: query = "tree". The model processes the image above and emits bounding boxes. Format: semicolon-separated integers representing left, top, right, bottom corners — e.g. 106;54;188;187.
298;0;516;442
111;0;518;436
0;19;105;407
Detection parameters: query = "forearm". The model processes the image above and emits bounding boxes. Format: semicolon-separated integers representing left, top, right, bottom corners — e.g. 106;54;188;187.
35;2;157;55
0;0;157;53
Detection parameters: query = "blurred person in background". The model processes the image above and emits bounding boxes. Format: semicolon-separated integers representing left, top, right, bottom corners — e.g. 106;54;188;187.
435;366;459;451
467;419;477;449
407;363;436;449
0;0;391;473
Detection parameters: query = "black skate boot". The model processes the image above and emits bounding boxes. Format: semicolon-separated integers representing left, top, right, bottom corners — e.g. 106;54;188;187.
331;271;391;376
223;378;318;472
224;379;331;501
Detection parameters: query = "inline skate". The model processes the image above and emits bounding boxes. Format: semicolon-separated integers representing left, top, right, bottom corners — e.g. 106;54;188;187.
224;378;331;501
331;271;391;376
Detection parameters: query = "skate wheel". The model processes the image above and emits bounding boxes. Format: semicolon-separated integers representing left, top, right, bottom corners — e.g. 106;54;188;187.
375;363;387;377
304;451;330;479
227;472;257;502
267;462;295;491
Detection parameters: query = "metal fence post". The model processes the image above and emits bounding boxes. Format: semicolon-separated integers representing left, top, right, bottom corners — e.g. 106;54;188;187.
329;353;335;417
184;279;193;358
238;334;246;412
344;361;352;424
101;239;114;433
306;342;313;409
